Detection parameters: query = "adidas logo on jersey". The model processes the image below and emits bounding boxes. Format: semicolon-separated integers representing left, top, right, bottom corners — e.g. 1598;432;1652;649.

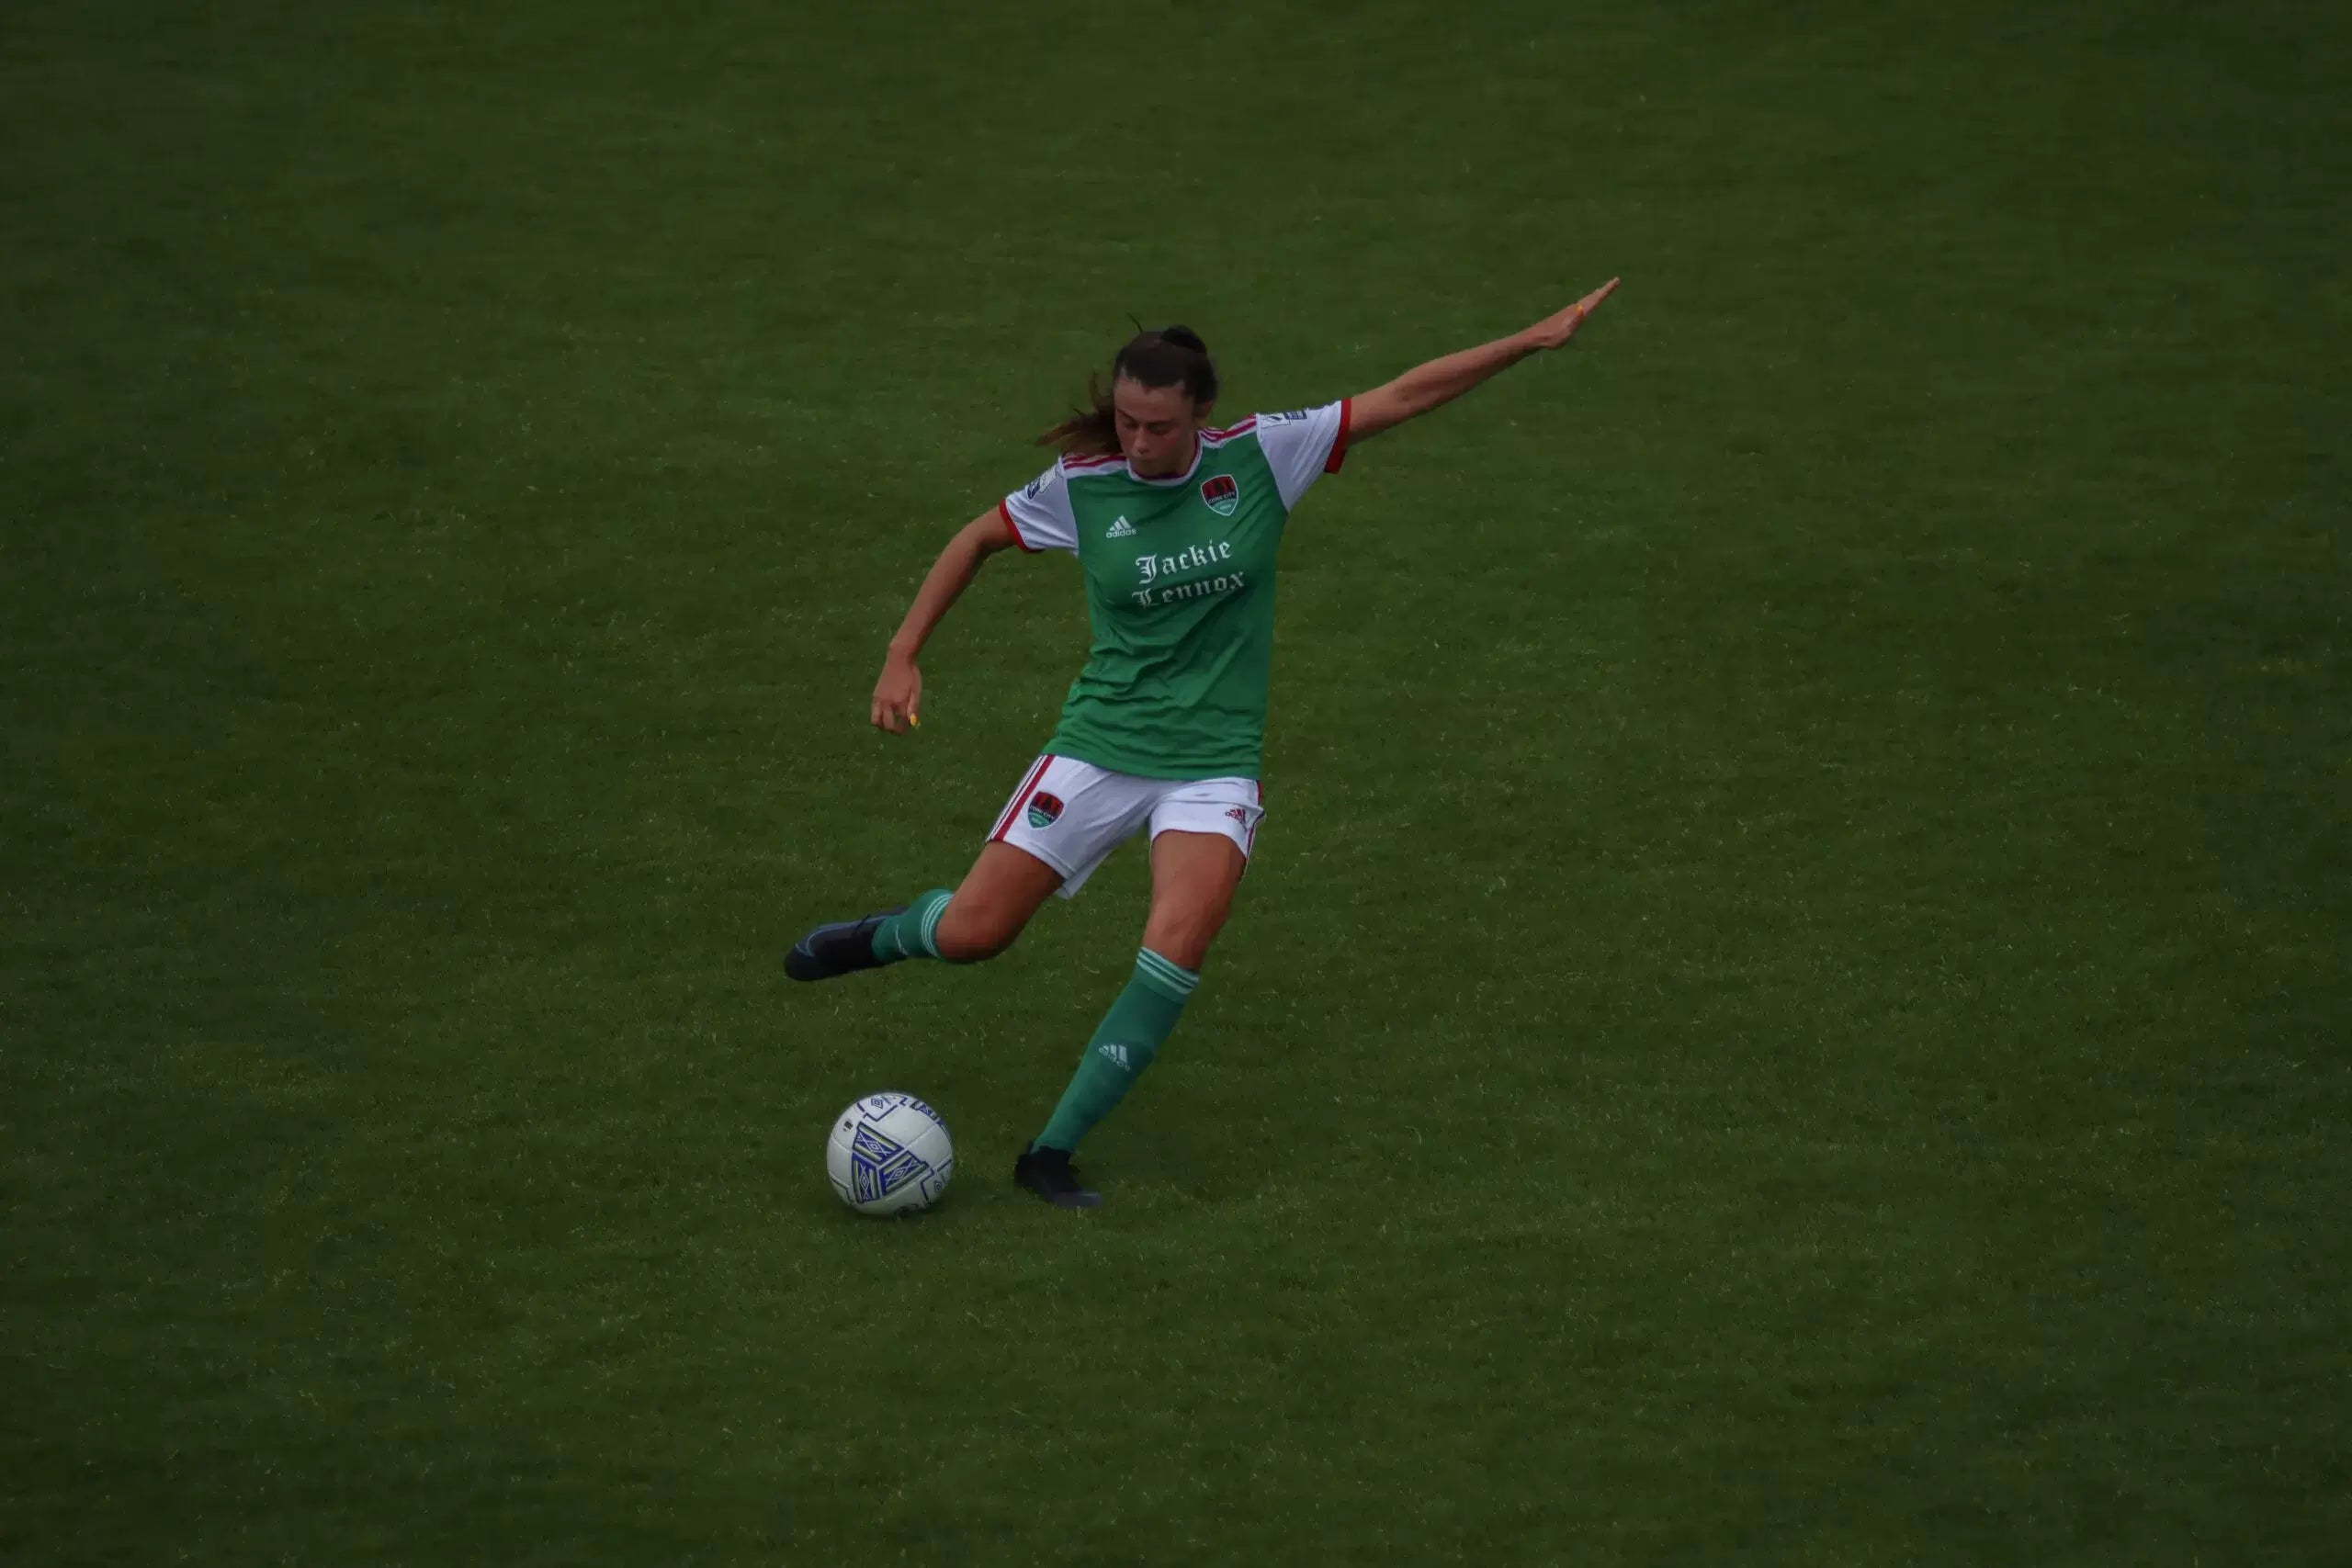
1105;515;1136;538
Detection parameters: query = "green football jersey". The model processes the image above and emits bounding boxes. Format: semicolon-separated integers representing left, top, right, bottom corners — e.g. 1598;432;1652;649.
999;401;1352;781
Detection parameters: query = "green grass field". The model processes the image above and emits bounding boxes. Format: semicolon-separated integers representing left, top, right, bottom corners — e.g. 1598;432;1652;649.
6;1;2348;1562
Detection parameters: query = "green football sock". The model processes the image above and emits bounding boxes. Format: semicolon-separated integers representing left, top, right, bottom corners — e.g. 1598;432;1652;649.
1035;948;1198;1154
868;888;955;964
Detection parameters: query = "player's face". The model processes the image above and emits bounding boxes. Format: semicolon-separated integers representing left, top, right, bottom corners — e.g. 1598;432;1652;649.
1114;378;1206;477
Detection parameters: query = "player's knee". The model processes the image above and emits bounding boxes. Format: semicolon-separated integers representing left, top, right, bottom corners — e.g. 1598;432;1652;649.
1143;917;1216;973
933;898;1023;964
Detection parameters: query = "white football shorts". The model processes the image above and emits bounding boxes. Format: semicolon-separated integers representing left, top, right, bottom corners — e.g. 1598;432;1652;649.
987;753;1264;899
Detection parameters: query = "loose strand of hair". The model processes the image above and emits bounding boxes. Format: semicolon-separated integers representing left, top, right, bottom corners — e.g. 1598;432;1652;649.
1037;371;1122;457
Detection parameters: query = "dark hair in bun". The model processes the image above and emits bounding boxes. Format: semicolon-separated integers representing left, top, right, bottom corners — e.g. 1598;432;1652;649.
1039;324;1219;457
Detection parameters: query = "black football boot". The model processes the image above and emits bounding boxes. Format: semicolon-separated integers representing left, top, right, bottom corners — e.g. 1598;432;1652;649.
785;906;906;982
1012;1144;1103;1209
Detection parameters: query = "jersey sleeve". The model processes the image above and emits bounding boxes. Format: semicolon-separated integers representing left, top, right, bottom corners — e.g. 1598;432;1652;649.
1252;400;1352;511
998;460;1080;554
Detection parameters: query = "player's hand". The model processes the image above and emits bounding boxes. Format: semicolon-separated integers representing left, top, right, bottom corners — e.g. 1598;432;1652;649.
872;651;922;736
1521;277;1621;350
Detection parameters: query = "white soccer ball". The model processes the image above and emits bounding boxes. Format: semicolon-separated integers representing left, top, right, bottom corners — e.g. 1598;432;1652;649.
826;1092;955;1215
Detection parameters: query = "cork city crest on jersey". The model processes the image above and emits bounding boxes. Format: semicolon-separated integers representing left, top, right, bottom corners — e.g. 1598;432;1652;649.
1025;792;1065;830
1200;473;1238;516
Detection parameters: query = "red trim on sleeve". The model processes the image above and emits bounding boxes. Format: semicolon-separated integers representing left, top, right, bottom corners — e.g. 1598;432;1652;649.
1324;398;1351;474
997;498;1040;554
989;755;1057;842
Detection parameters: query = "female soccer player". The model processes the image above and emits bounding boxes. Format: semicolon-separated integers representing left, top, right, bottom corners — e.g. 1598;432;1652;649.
789;278;1620;1208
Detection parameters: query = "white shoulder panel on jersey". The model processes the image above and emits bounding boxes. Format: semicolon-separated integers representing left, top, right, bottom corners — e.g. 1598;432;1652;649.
1000;460;1080;555
1252;400;1353;511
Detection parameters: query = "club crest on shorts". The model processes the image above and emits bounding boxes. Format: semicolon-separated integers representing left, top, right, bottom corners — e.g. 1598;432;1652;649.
1200;473;1238;516
1026;792;1065;829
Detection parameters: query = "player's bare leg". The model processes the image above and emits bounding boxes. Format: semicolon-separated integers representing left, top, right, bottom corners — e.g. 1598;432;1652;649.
1016;830;1245;1208
786;840;1061;982
1136;829;1247;973
933;842;1064;961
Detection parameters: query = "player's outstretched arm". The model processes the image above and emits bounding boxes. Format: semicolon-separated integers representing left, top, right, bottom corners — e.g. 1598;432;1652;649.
871;509;1017;736
1348;277;1620;444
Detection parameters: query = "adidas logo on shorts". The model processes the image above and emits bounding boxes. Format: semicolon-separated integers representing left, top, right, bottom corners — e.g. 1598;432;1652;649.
1105;515;1136;538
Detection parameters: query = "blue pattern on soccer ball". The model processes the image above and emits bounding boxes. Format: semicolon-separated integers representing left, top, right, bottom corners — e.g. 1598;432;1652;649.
864;1092;944;1125
848;1116;933;1202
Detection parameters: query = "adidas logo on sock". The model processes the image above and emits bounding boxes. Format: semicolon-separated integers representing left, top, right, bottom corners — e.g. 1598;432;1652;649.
1105;515;1136;538
1096;1043;1132;1069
